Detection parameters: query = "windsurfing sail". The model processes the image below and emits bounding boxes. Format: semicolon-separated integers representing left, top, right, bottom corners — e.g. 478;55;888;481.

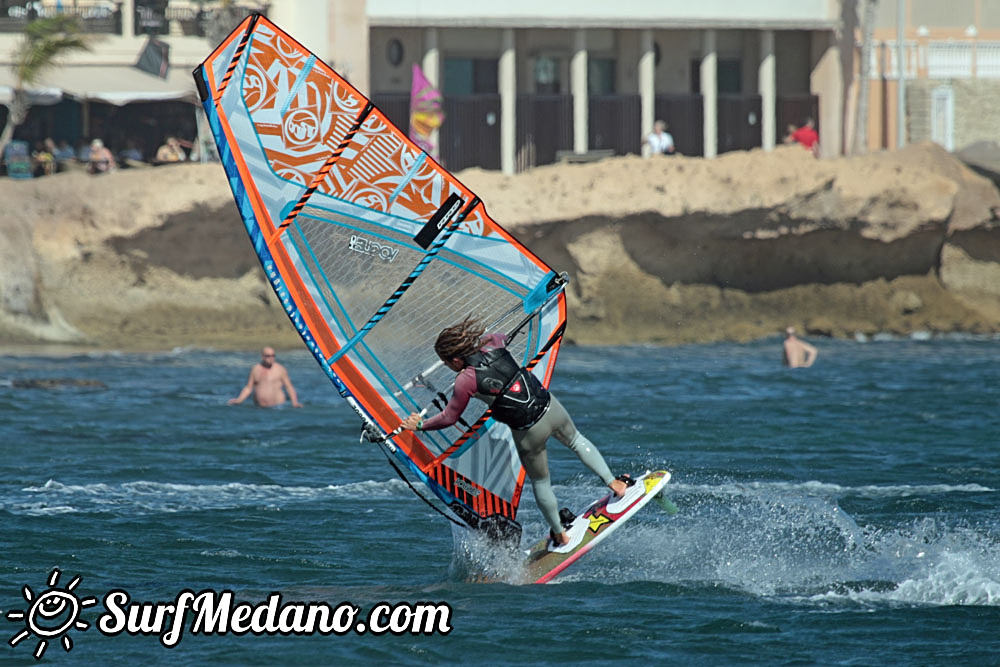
193;15;567;542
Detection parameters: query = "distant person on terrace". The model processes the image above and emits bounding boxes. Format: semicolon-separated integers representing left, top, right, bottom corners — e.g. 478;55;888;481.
785;117;819;156
643;119;675;156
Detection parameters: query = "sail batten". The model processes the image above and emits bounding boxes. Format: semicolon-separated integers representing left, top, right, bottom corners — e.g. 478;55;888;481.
195;15;567;539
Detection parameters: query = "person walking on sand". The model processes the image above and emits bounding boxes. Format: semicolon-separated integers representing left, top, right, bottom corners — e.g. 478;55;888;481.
783;326;818;368
228;347;302;407
398;317;630;547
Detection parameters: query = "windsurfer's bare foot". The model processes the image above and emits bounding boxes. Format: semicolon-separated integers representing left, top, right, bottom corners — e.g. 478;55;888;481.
550;530;570;546
609;478;628;497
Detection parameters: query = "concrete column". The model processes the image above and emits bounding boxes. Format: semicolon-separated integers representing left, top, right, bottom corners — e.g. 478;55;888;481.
701;29;718;158
811;32;844;157
499;28;516;174
422;28;440;159
639;29;655;156
121;0;134;38
571;29;588;154
329;0;368;94
759;29;776;151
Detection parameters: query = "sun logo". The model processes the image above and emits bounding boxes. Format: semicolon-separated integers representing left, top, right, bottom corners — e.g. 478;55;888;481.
6;568;97;659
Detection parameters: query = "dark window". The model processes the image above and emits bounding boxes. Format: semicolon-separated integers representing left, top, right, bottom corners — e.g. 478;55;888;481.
690;58;743;94
588;58;616;95
443;58;498;95
533;56;560;94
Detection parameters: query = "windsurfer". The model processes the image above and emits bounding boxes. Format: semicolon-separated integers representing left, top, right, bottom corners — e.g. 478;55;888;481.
400;318;627;546
228;347;303;407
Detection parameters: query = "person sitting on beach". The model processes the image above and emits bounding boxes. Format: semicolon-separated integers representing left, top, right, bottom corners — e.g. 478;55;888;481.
119;140;145;167
53;139;75;165
228;347;302;408
398;317;629;546
32;139;55;176
87;138;116;174
783;326;818;368
155;136;186;163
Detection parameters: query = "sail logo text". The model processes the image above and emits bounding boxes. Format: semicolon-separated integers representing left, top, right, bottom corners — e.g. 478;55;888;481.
454;478;481;497
435;197;463;233
350;235;399;262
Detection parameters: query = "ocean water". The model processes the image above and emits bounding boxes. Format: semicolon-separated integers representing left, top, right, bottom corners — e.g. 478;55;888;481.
2;336;999;665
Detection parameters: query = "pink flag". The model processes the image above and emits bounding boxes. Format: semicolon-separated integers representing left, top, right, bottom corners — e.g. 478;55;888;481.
409;64;444;156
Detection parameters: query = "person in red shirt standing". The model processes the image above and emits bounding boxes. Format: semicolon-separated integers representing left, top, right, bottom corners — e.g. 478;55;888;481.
785;117;819;156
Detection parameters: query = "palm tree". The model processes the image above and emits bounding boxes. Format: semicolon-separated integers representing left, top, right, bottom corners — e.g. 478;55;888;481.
853;0;878;155
0;15;90;159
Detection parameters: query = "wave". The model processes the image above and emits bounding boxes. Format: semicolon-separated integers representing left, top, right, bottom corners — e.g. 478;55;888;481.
460;477;1000;607
668;479;994;498
2;478;415;516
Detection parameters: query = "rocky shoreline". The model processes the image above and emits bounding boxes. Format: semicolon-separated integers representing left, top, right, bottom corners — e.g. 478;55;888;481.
1;142;998;351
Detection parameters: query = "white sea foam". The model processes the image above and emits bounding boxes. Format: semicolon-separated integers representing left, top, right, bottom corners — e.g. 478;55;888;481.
7;477;413;515
668;480;993;499
576;479;1000;608
805;550;1000;607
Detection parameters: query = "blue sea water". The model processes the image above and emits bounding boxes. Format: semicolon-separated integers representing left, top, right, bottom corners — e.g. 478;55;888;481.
2;336;999;665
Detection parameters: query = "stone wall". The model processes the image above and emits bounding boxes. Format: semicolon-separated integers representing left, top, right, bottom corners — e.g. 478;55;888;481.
908;79;1000;150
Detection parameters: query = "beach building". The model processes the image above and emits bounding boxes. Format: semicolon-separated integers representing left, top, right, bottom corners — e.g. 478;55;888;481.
1;1;996;174
859;0;1000;153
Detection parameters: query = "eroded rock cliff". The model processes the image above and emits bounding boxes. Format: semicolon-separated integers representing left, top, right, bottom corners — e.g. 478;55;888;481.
1;142;997;350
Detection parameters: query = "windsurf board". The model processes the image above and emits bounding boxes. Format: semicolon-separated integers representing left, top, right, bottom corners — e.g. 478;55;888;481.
522;469;672;584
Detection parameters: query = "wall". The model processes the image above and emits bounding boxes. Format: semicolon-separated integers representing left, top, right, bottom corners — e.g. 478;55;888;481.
908;78;1000;150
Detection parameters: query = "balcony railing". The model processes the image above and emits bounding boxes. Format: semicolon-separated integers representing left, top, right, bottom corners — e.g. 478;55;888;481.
0;2;267;36
136;3;268;37
0;2;122;34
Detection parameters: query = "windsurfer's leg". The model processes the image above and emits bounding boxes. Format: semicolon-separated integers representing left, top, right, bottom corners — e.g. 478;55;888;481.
530;476;565;536
545;395;615;486
512;429;565;535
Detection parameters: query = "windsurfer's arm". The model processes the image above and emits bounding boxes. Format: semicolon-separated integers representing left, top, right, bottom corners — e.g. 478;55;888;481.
402;370;476;431
484;332;509;347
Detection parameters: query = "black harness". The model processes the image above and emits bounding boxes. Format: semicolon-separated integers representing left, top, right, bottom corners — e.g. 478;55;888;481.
464;346;550;430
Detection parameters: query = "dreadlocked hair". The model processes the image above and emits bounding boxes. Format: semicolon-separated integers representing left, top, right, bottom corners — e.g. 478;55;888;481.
434;316;486;361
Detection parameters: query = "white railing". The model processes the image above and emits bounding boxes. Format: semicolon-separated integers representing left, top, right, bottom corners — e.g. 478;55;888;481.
870;40;918;79
975;42;1000;79
925;42;973;78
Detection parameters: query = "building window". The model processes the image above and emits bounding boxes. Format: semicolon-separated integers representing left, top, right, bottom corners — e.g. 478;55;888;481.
690;58;743;93
443;58;498;95
386;39;404;67
533;56;560;94
588;57;616;95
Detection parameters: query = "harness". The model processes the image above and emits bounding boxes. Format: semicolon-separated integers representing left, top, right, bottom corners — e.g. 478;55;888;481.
465;346;550;430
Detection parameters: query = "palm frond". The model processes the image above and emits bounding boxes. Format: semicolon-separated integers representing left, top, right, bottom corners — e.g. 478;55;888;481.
12;15;92;86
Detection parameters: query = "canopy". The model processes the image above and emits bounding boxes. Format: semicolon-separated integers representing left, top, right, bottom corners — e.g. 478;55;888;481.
0;65;196;107
0;85;62;107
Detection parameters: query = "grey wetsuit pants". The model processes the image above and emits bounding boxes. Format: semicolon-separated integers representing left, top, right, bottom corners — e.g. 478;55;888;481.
510;394;615;535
